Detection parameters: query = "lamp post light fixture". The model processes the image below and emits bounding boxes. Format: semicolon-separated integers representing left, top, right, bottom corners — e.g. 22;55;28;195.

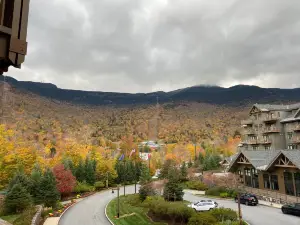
111;186;120;218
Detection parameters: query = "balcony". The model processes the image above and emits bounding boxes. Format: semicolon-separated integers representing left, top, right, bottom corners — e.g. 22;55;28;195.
291;136;300;144
244;128;255;135
246;139;259;145
241;119;253;126
293;124;300;132
258;138;272;145
263;127;280;133
263;115;279;123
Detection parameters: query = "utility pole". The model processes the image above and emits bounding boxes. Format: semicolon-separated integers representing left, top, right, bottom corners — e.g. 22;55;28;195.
238;191;242;225
111;186;120;218
106;171;109;189
123;159;126;196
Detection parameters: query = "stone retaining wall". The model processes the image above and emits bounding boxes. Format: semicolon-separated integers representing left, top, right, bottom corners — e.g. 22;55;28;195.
31;205;43;225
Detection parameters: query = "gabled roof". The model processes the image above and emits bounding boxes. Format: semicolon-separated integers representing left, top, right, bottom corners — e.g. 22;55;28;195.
227;150;299;172
264;150;300;170
252;103;300;113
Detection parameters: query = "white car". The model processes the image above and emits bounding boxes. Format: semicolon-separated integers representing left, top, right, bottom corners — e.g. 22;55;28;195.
188;201;217;212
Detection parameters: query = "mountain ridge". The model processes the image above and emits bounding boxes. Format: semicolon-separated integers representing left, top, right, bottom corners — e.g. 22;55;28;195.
1;75;300;106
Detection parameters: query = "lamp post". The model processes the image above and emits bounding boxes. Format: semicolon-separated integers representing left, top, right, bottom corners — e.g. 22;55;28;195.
111;186;120;218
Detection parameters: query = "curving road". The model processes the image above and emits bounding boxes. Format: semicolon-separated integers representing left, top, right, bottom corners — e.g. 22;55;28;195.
59;186;300;225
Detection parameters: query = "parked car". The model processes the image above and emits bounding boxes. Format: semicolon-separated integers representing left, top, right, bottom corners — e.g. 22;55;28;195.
193;200;218;207
281;203;300;216
188;201;217;212
234;193;258;206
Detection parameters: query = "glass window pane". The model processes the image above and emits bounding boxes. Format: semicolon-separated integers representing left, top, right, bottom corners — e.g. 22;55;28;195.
284;172;295;196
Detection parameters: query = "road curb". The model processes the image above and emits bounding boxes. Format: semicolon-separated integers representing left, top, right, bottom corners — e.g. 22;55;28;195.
105;199;115;225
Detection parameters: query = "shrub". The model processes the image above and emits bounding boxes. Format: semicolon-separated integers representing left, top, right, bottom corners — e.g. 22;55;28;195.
94;181;105;190
205;187;227;196
139;184;157;201
14;207;37;225
142;197;194;223
220;192;228;198
74;182;95;193
209;207;238;222
186;181;208;191
4;184;32;214
53;164;76;195
188;213;217;225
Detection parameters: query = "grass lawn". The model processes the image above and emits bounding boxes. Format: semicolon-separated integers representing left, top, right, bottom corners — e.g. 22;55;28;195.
106;195;166;225
0;214;20;223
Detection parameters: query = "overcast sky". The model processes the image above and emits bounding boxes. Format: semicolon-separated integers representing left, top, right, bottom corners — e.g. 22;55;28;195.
8;0;300;93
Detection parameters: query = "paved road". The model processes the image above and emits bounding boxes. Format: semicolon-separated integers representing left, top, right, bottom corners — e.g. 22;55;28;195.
59;185;139;225
59;186;300;225
184;192;300;225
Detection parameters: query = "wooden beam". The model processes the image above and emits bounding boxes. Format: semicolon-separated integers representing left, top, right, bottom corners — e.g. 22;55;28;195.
0;24;11;34
275;165;297;168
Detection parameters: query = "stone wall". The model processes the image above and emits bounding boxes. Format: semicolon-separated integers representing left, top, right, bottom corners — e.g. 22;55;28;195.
31;205;43;225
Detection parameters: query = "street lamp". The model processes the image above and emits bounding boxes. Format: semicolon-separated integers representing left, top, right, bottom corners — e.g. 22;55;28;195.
111;186;120;218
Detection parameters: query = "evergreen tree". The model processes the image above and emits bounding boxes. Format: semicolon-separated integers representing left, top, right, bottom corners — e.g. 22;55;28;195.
36;168;60;208
8;170;32;193
4;183;32;213
159;159;175;179
188;159;193;168
75;158;86;182
139;164;151;184
30;164;43;203
180;162;188;181
163;178;184;201
85;158;96;185
62;158;76;175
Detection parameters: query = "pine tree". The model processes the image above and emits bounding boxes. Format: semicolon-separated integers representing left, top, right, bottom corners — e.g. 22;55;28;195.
30;164;43;204
85;158;96;185
8;170;32;193
76;158;86;182
139;164;151;184
180;162;188;181
36;168;60;208
163;178;184;201
4;183;32;213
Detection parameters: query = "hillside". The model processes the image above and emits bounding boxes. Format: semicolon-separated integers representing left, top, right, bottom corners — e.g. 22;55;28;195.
1;76;300;106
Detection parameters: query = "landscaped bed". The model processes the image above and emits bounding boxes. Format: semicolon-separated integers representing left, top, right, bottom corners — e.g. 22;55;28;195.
106;194;247;225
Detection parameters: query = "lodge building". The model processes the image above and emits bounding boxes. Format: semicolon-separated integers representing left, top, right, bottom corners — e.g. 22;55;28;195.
227;103;300;203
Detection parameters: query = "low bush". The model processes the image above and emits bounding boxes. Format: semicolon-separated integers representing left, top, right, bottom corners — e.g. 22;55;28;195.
14;207;36;225
186;181;208;191
139;184;157;201
209;207;238;222
205;186;227;196
94;181;105;190
74;182;95;193
142;196;194;223
220;192;228;198
188;213;217;225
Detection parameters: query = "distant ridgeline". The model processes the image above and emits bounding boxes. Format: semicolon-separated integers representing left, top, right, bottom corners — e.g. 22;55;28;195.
1;75;300;106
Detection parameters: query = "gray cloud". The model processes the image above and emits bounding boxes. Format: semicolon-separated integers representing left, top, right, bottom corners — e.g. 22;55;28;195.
8;0;300;93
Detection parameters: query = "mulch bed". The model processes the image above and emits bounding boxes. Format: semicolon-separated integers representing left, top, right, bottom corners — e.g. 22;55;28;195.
61;191;96;201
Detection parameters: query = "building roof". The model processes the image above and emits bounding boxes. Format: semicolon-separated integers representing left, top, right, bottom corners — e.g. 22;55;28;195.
253;103;300;112
227;150;300;172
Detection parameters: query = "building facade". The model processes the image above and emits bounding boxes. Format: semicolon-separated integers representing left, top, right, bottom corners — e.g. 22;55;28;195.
228;103;300;203
240;103;300;151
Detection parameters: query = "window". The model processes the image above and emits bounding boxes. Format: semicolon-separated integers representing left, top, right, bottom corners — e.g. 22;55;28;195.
251;169;259;188
263;174;270;189
254;125;258;132
295;173;300;197
288;144;297;150
263;135;269;142
265;145;271;150
271;175;279;190
245;169;252;187
252;145;258;150
284;172;295;196
287;132;293;140
238;170;243;183
278;112;280;117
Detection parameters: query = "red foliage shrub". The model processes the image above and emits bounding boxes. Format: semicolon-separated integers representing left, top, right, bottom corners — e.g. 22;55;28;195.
53;164;76;195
